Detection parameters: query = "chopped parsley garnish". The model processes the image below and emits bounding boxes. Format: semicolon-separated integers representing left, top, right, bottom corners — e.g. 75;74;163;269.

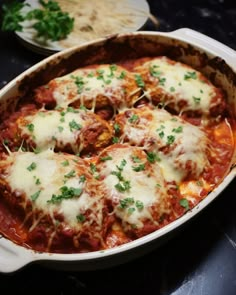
27;123;34;132
72;76;85;94
79;105;87;111
35;178;41;185
100;155;113;162
119;197;134;209
3;139;9;145
67;106;79;113
128;114;139;123
47;186;82;204
107;64;117;77
58;126;64;132
135;200;144;210
90;163;97;174
112;137;119;144
128;207;136;215
114;123;120;134
69;120;82;132
196;180;204;186
193;96;201;104
172;126;183;133
31;190;41;202
146;151;160;163
158;77;166;86
131;155;141;163
156;124;165;132
158;131;165;139
118;198;144;212
33;147;41;154
64;170;76;178
111;159;131;193
184;71;197;80
118;71;126;79
135;74;145;88
76;214;86;223
166;135;175;145
79;175;86;183
179;198;190;210
115;181;131;193
132;163;145;172
27;162;37;171
149;65;161;78
61;160;70;166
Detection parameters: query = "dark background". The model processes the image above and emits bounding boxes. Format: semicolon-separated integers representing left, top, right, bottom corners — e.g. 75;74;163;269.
0;0;236;294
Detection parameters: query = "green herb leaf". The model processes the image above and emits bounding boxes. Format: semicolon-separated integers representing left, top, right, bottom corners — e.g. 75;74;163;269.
114;123;120;134
135;200;144;210
166;135;175;145
119;197;135;209
128;114;139;123
184;71;197;80
179;198;190;210
69;120;82;132
27;123;34;132
47;186;82;204
146;151;160;163
31;190;41;202
100;155;113;162
64;170;76;178
2;2;27;32
115;181;131;192
61;160;70;167
172;126;183;133
132;163;145;172
27;162;37;171
193;96;201;104
135;74;145;88
76;214;86;223
2;0;74;41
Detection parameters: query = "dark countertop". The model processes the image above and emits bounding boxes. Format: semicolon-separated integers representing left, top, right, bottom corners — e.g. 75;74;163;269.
0;1;236;294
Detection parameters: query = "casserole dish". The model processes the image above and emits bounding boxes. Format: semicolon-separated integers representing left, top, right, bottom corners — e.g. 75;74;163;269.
0;28;235;273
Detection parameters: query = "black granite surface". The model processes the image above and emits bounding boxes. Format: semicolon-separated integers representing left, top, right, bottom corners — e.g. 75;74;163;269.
0;0;236;294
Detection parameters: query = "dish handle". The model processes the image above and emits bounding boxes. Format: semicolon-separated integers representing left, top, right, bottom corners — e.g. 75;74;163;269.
166;28;236;65
0;237;33;273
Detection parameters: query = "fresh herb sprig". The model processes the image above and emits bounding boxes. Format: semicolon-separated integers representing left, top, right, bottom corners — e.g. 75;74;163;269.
2;0;74;41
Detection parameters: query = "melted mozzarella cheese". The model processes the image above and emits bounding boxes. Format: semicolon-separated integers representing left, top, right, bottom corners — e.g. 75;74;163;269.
97;145;170;229
136;57;218;114
4;150;104;230
18;108;109;154
120;107;209;183
19;110;83;152
52;65;131;108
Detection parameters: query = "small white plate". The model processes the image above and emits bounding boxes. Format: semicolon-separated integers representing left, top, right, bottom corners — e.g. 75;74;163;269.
15;0;151;55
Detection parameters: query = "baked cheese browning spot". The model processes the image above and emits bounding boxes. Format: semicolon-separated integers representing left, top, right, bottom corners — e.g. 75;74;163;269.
96;144;171;237
134;56;226;116
34;64;141;111
16;107;112;154
0;150;110;252
115;106;210;183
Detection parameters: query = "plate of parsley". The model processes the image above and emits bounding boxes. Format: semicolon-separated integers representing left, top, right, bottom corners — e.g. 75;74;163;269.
2;0;153;55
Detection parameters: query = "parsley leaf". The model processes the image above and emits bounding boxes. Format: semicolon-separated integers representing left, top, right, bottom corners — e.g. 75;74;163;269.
179;198;190;210
2;0;74;41
47;186;82;204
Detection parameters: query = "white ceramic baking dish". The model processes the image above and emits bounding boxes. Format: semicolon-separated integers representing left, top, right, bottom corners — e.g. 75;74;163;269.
0;28;236;273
